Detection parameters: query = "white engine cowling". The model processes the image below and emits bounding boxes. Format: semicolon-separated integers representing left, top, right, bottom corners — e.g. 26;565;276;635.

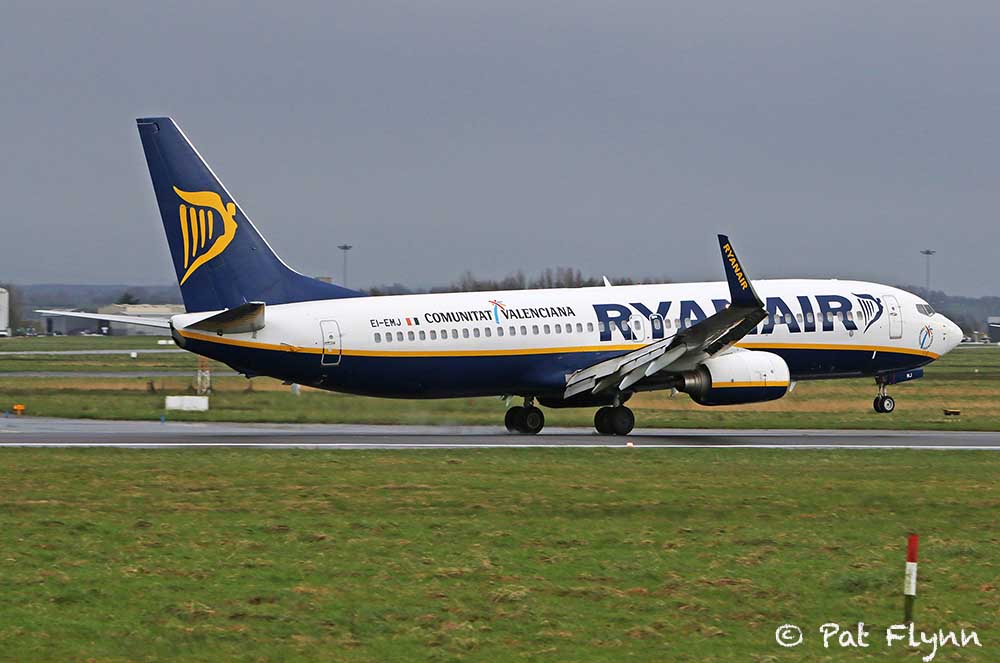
678;350;791;406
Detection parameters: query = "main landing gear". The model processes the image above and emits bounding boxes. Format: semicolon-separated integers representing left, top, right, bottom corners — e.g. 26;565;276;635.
503;398;635;436
873;381;895;414
505;398;545;435
594;405;635;436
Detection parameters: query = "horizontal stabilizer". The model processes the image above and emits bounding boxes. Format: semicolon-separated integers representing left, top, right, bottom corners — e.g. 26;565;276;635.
186;302;265;335
35;309;171;329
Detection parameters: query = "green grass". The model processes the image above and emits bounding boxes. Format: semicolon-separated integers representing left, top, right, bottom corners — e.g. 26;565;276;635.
0;449;995;661
2;347;1000;429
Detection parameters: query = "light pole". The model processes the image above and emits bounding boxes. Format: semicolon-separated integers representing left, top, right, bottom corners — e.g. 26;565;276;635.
919;249;936;291
337;244;353;287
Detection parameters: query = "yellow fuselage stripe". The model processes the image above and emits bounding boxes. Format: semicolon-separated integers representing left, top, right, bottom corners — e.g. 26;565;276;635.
735;341;938;360
177;330;939;361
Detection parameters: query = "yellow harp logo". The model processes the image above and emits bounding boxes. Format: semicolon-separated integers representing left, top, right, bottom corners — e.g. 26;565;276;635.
174;186;238;285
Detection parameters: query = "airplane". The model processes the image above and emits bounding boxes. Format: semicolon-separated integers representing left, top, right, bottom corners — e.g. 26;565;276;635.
40;117;963;435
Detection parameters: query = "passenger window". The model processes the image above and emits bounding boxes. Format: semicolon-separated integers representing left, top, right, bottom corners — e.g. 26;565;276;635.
554;324;562;333
430;330;437;340
665;319;672;329
532;325;540;335
785;314;793;324
576;323;583;333
543;324;551;334
396;331;404;342
566;324;572;334
497;327;504;337
826;312;834;323
509;326;516;336
462;328;470;338
847;311;854;321
796;314;803;324
451;329;459;339
442;330;449;341
675;319;681;329
385;333;392;343
419;330;426;340
598;321;607;333
652;318;662;330
374;332;382;343
806;312;814;324
586;322;594;333
407;331;415;341
473;328;480;338
520;326;527;335
485;327;492;337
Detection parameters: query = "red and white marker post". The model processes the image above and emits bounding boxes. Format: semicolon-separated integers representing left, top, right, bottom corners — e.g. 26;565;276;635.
904;533;919;623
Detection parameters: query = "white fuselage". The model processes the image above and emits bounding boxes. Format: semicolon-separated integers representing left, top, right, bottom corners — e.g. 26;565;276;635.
170;278;961;399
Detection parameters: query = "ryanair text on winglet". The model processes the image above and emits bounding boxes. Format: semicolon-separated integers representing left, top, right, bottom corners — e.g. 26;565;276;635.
722;243;749;290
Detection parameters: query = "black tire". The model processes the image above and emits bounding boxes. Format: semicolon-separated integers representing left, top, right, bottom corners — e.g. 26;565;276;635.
873;397;884;413
505;406;525;432
594;407;613;435
881;395;895;413
522;407;545;435
609;406;635;436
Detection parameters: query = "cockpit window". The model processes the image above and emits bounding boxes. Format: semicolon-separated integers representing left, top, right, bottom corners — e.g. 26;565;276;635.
916;303;935;316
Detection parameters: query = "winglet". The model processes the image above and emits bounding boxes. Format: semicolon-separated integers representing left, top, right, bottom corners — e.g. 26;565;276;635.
717;234;763;308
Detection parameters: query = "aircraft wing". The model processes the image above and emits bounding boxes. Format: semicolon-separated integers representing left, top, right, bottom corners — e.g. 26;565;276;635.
564;235;766;398
35;310;172;329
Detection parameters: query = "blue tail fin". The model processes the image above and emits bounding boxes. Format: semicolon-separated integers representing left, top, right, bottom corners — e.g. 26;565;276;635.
136;117;361;312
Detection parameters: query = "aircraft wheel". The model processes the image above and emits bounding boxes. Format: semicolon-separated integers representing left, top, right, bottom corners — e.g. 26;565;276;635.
594;407;613;435
521;406;545;435
609;406;635;436
505;406;525;432
881;395;895;413
873;397;884;413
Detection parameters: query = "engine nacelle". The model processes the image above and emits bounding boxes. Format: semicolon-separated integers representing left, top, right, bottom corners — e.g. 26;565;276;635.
678;351;790;406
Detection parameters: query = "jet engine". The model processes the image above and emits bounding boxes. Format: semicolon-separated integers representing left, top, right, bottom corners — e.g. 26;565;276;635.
677;350;790;406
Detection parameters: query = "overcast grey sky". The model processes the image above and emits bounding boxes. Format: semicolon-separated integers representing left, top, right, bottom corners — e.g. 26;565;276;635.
2;1;998;295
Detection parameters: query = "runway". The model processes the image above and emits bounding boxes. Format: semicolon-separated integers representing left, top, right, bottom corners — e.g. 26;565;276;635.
1;371;238;378
1;417;999;449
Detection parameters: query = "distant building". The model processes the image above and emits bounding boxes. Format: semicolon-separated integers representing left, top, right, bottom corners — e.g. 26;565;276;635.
989;317;1000;344
97;303;185;336
40;310;92;336
0;288;9;336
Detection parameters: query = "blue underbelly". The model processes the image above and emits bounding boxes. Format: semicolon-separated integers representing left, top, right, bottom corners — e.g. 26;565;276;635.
182;337;934;398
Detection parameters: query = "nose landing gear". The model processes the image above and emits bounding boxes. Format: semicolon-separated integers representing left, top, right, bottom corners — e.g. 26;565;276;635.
873;381;895;413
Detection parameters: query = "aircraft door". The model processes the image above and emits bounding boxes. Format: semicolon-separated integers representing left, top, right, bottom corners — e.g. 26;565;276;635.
320;320;342;366
884;295;903;339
